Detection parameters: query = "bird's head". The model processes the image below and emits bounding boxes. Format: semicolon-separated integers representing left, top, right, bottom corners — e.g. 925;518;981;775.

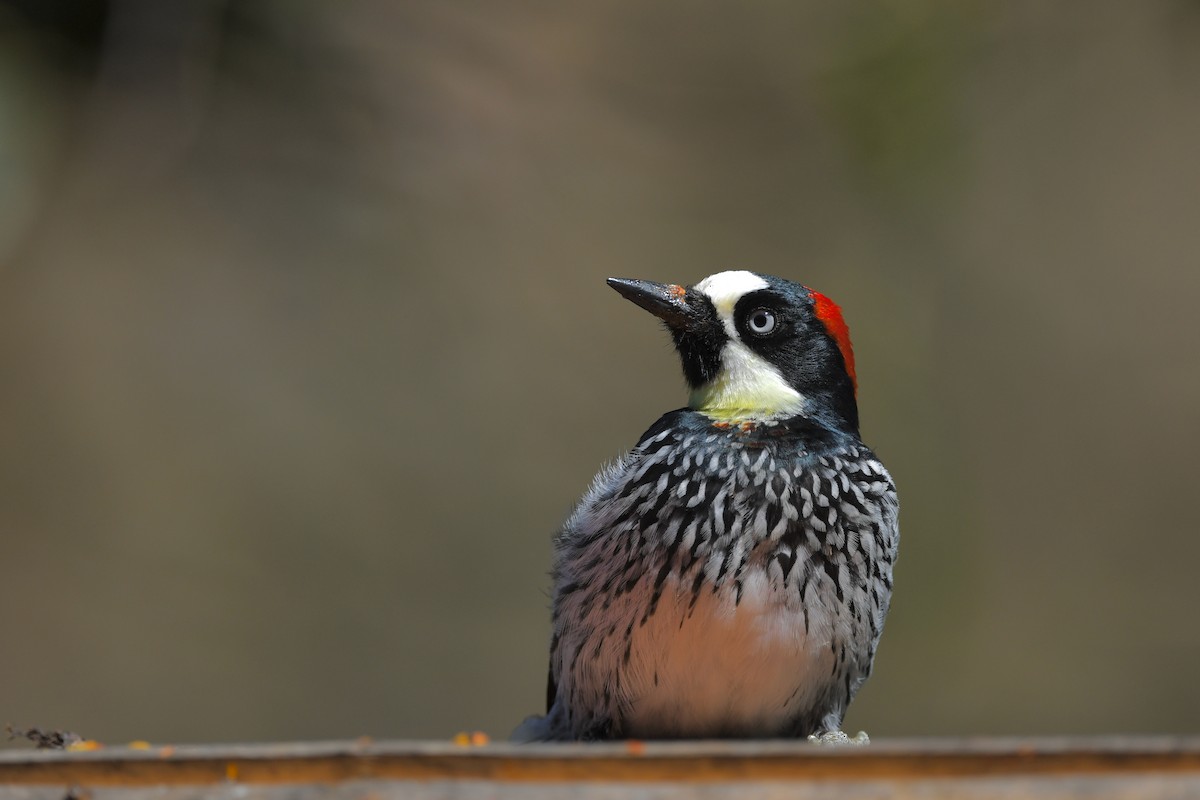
608;270;858;432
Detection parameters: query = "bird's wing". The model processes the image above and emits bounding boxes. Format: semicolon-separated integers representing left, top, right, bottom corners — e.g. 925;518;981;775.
545;661;557;712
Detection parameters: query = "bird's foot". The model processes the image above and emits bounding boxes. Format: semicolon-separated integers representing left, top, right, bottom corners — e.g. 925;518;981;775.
807;730;870;746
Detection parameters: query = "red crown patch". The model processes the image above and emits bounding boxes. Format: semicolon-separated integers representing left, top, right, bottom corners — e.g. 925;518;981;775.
806;288;857;393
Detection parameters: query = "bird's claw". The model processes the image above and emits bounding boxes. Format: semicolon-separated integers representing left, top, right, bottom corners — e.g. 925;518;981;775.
807;730;870;746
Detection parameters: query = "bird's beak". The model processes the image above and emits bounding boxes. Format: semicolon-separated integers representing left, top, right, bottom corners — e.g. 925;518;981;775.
607;278;703;333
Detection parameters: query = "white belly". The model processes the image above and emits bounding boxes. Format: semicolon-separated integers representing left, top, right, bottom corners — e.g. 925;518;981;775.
619;569;835;738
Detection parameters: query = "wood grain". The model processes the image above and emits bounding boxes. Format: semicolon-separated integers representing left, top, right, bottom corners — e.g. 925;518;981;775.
1;738;1199;786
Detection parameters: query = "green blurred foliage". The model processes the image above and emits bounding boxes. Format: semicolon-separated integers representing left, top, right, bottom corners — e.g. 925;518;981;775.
1;1;1198;744
819;1;978;200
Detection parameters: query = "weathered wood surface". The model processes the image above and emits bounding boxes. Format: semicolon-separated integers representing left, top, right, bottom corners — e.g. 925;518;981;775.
2;738;1200;799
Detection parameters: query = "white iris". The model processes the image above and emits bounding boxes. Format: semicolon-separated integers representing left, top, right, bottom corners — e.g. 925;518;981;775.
747;309;776;335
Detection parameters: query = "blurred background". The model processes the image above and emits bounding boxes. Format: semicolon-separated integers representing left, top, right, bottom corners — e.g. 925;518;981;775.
1;0;1198;745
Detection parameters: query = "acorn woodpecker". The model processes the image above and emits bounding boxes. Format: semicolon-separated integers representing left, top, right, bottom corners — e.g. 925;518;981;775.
516;270;898;742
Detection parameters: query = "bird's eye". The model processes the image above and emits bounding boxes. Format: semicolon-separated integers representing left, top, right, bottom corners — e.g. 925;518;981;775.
747;308;777;336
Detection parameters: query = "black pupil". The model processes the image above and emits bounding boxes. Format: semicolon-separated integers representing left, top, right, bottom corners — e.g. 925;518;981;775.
753;311;771;330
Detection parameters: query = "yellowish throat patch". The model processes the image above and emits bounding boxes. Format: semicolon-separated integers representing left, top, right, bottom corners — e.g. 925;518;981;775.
689;340;805;423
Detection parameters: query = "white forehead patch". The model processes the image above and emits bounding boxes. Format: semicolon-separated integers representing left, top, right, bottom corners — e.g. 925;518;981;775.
694;270;769;319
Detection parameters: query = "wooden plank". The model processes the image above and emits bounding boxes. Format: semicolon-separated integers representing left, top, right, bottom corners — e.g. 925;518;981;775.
1;738;1200;787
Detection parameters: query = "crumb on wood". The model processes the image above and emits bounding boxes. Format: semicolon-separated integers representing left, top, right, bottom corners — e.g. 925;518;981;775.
5;724;84;750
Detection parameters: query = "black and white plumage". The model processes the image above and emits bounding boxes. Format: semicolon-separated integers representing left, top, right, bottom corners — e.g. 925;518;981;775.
516;270;898;742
